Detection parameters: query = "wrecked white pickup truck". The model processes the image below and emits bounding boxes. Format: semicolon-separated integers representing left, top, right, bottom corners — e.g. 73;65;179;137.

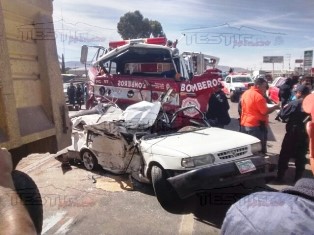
65;92;276;212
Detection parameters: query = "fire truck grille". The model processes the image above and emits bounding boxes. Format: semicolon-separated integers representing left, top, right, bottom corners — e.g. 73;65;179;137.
217;146;248;160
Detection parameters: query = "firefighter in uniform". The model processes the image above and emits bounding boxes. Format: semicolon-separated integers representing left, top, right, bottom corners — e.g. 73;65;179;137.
277;84;310;182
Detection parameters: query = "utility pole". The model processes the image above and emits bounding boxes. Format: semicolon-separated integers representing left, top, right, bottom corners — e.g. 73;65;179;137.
61;54;66;74
285;54;291;74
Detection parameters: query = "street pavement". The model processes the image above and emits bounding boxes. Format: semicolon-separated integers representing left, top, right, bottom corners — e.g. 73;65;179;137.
15;101;313;235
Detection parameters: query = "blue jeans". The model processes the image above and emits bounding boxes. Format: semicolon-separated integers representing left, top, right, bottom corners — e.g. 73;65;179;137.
240;126;267;154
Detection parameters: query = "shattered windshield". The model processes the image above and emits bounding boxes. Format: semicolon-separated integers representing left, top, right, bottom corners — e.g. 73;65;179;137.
98;46;177;77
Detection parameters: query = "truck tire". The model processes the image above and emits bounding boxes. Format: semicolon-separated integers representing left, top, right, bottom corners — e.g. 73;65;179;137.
81;150;98;171
12;170;43;235
151;165;182;213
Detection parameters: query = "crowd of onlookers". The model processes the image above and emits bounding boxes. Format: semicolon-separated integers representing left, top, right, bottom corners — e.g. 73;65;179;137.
220;75;314;234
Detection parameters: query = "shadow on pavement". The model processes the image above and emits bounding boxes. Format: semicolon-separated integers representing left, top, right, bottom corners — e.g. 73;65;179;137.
56;155;156;196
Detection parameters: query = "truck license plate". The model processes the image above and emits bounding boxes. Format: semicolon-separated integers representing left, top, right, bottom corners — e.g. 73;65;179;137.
235;160;256;174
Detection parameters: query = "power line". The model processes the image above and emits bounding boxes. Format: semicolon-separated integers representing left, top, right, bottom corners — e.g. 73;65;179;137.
53;17;116;31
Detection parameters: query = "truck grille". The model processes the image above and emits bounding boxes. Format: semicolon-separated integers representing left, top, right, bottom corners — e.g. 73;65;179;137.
217;146;248;160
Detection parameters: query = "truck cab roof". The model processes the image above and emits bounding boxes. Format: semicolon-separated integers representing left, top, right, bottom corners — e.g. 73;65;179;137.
95;43;177;67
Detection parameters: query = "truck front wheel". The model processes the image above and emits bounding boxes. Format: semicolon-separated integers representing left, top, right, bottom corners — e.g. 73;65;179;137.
151;165;182;213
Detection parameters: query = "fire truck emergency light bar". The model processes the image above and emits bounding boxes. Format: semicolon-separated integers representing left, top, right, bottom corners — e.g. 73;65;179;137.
109;37;167;49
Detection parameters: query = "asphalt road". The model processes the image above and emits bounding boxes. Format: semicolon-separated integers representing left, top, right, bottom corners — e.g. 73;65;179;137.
15;100;312;235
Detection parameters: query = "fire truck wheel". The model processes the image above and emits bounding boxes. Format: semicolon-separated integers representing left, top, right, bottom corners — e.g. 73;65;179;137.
151;165;183;213
81;150;98;171
12;170;43;235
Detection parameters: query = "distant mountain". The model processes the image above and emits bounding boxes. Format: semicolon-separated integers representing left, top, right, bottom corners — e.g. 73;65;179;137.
65;61;84;68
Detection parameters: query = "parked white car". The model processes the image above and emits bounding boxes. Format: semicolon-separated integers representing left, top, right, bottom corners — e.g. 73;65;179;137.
222;73;254;102
65;97;275;212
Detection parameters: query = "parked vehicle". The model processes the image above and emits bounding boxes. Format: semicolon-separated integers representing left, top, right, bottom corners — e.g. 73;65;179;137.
267;76;287;103
65;90;276;212
222;73;254;102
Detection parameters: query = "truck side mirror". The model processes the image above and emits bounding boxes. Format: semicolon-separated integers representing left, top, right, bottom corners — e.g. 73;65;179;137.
80;45;88;64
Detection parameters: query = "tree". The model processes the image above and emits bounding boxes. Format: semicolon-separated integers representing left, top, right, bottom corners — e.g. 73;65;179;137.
117;11;165;39
149;20;164;37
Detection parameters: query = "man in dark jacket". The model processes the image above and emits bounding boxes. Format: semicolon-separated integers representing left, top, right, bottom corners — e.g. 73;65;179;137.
277;84;310;182
206;85;231;128
75;84;83;110
67;82;76;106
279;77;293;106
275;77;298;121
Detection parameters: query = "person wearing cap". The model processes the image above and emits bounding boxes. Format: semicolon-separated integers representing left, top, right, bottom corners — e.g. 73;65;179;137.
239;78;280;153
220;92;314;235
206;84;230;128
276;84;311;182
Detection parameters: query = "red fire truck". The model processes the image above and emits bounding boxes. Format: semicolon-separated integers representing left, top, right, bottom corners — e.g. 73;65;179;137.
81;37;222;127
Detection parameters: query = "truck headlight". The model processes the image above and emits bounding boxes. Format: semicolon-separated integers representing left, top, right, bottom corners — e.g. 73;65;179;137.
251;142;262;154
181;154;215;168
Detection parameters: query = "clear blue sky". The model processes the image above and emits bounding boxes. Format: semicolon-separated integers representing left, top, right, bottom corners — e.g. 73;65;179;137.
52;0;314;71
